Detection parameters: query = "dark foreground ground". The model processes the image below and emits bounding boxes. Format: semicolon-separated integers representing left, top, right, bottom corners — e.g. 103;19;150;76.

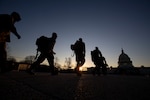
0;71;150;100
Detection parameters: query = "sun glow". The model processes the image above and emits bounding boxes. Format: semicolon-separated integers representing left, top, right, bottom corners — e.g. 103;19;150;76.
79;67;83;71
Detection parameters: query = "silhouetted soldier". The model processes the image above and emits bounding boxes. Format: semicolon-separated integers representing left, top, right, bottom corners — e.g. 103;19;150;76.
0;12;21;72
71;38;85;76
91;47;107;75
26;32;57;75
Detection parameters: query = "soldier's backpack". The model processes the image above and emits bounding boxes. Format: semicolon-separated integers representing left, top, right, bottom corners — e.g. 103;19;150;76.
36;36;49;52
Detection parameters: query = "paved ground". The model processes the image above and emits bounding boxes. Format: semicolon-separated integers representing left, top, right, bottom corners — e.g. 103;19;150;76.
0;71;150;100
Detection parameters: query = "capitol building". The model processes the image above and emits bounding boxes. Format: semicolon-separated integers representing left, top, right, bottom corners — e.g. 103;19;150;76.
116;49;150;75
105;48;145;75
118;49;134;69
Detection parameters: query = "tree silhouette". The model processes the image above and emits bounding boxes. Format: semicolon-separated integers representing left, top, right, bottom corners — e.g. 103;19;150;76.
7;56;16;62
64;57;72;69
54;57;61;70
24;55;35;64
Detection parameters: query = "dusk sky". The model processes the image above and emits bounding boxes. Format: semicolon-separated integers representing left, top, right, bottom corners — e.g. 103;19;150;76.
1;0;150;68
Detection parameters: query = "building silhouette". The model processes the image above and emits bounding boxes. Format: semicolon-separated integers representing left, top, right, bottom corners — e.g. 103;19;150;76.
116;49;139;74
118;49;134;68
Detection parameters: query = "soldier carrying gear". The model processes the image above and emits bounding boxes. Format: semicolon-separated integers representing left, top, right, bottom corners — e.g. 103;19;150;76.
26;32;57;75
0;12;21;72
71;38;86;76
91;47;108;75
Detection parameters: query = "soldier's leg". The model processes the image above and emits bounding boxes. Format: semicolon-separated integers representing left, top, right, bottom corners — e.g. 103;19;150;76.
47;54;54;67
75;54;79;70
78;57;85;67
26;53;45;75
93;64;96;75
31;53;45;69
97;66;101;76
47;54;57;75
102;65;107;75
77;61;82;76
0;42;7;72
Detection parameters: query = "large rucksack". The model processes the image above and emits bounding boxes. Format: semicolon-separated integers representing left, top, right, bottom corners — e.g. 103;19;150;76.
71;41;85;53
36;36;49;52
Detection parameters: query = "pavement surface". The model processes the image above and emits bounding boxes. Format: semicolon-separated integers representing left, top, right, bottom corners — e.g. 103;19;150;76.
0;70;150;100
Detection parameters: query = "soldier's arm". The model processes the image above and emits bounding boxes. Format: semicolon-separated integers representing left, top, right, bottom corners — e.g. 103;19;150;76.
103;57;108;66
11;25;21;39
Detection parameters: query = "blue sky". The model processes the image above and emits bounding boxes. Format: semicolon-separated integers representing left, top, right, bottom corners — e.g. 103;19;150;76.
1;0;150;68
